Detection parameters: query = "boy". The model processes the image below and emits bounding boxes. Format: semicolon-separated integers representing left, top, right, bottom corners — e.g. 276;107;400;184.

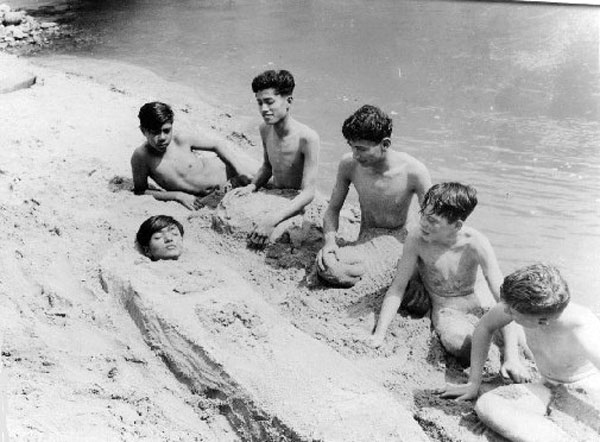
439;264;600;442
232;70;320;248
316;104;430;275
136;215;184;261
368;183;525;374
131;102;254;210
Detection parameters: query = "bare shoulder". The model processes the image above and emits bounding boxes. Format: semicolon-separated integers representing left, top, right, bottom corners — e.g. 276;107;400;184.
563;303;600;329
461;226;492;251
338;152;357;175
131;143;150;163
393;151;428;174
294;120;320;147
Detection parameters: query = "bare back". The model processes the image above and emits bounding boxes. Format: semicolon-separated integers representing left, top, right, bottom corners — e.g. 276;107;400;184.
349;151;427;231
261;119;315;190
132;134;226;196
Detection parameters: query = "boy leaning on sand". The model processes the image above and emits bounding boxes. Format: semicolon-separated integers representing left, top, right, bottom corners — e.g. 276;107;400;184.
368;183;527;378
440;263;600;442
315;104;430;280
131;102;255;210
231;70;320;248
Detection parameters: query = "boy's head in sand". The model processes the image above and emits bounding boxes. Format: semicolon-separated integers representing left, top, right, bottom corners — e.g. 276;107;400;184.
501;263;570;328
136;215;184;261
342;104;392;167
138;102;174;155
419;182;477;242
252;70;295;125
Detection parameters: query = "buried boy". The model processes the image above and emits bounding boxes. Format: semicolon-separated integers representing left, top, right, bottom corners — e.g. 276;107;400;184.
368;183;527;377
439;264;600;442
136;215;184;261
315;104;430;286
131;102;255;210
231;70;320;248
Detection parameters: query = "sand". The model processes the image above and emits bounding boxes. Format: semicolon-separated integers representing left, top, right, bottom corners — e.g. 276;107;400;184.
2;52;588;441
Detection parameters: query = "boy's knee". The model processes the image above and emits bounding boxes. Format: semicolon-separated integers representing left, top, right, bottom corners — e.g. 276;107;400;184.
474;392;496;422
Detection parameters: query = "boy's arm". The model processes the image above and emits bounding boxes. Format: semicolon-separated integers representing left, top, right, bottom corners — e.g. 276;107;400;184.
270;132;320;225
575;311;600;370
439;304;513;400
247;132;319;248
476;235;529;382
367;233;419;348
233;135;273;197
187;131;251;178
131;150;203;210
410;160;432;205
316;157;352;269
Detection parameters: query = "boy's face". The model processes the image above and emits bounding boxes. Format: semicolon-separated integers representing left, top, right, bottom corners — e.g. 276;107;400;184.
419;205;461;242
347;138;390;167
506;306;559;329
142;122;173;154
255;88;291;124
146;224;183;261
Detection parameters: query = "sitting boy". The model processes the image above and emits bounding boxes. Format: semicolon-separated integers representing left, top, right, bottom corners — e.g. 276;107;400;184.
131;102;254;210
136;215;184;261
440;264;600;442
231;70;320;248
367;183;525;374
315;104;430;284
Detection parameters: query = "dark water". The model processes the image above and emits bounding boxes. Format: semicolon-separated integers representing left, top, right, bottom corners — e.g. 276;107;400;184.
20;0;600;308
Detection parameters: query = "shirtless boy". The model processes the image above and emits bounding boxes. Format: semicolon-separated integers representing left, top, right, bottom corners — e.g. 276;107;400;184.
131;102;254;210
368;183;525;374
316;105;430;278
440;264;600;442
136;215;185;261
232;70;320;248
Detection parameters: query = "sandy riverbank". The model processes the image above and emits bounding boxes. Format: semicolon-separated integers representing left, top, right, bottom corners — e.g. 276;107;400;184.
0;53;524;441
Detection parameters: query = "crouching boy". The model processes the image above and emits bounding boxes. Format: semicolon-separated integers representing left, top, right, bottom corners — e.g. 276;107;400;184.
368;183;524;377
440;263;600;442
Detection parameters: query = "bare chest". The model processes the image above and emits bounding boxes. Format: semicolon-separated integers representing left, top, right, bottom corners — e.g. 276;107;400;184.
353;169;410;204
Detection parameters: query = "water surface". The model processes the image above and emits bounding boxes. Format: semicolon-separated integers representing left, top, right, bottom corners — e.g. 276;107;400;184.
21;0;600;308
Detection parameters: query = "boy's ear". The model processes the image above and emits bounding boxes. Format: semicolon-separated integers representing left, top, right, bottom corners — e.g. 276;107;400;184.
454;220;464;230
286;95;294;105
381;137;391;150
140;126;147;136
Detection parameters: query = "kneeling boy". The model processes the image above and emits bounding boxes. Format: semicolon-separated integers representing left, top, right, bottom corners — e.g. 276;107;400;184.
232;70;320;248
440;263;600;442
368;183;524;374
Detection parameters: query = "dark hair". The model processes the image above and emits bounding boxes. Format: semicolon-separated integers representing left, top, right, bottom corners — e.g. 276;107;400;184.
136;215;184;249
138;102;174;132
251;70;295;96
501;263;570;315
342;105;393;143
420;182;478;224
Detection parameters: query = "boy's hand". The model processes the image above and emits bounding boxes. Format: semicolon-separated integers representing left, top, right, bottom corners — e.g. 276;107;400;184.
231;183;256;198
436;382;479;401
247;217;277;249
316;243;339;272
500;359;531;384
365;333;385;349
177;192;205;210
229;174;253;189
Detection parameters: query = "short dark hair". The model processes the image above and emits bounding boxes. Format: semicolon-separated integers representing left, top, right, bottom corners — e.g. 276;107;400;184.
501;263;570;315
136;215;184;249
420;182;478;224
138;102;174;132
342;105;392;143
251;70;295;96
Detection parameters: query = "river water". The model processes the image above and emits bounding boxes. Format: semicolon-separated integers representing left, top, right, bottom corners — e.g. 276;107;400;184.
18;0;600;308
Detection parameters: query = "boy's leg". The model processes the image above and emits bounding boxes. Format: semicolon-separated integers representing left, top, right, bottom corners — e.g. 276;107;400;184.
475;383;577;442
432;308;474;366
